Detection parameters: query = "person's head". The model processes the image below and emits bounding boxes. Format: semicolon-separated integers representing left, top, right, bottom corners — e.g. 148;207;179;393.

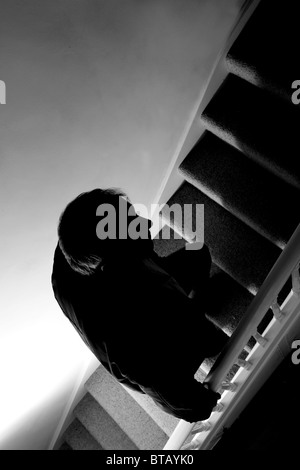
57;188;151;275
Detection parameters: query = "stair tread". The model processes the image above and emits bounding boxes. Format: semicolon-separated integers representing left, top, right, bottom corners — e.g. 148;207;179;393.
74;393;139;450
179;131;300;249
226;0;299;101
62;418;103;451
123;386;179;437
85;364;169;450
161;181;281;295
201;73;300;189
205;267;253;336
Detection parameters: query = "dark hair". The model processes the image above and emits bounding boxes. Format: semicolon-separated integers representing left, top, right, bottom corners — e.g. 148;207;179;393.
58;188;132;275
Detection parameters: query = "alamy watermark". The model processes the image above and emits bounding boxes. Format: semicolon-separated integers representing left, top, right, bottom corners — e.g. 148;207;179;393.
291;80;300;105
291;340;300;365
95;197;204;250
0;80;6;104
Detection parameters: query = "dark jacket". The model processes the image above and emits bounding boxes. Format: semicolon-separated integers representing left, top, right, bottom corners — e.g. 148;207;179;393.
51;241;220;423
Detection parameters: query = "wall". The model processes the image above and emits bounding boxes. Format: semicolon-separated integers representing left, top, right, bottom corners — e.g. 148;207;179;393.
0;0;241;449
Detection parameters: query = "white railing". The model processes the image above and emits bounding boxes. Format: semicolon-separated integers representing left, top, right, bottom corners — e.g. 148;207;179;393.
164;222;300;450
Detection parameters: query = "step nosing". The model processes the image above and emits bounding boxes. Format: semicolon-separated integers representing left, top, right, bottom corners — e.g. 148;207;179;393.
178;134;299;250
201;75;300;189
87;387;168;436
224;0;299;101
79;379;170;450
63;418;103;451
179;175;286;251
74;393;141;450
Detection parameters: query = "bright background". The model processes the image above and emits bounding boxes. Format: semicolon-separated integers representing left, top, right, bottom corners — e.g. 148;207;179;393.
0;0;241;449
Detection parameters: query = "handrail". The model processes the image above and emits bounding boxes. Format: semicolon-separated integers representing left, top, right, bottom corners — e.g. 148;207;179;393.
205;222;300;392
164;221;300;450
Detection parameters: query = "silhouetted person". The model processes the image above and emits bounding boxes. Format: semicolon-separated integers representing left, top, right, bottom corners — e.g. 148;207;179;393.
51;188;226;423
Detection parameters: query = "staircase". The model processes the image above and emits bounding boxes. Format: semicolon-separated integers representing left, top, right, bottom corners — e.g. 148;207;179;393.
57;0;300;450
57;361;179;450
162;0;300;339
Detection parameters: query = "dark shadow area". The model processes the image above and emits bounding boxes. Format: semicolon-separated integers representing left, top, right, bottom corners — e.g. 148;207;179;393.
214;352;300;450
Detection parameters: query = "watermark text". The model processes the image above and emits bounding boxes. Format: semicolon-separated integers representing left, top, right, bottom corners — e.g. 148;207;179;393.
0;80;6;104
95;197;204;250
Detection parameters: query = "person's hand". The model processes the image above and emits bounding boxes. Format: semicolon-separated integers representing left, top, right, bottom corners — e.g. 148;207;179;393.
203;382;221;401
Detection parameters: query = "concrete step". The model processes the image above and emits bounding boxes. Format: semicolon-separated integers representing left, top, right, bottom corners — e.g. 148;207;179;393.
85;364;170;450
201;74;300;190
179;131;300;250
62;418;103;450
74;392;138;450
